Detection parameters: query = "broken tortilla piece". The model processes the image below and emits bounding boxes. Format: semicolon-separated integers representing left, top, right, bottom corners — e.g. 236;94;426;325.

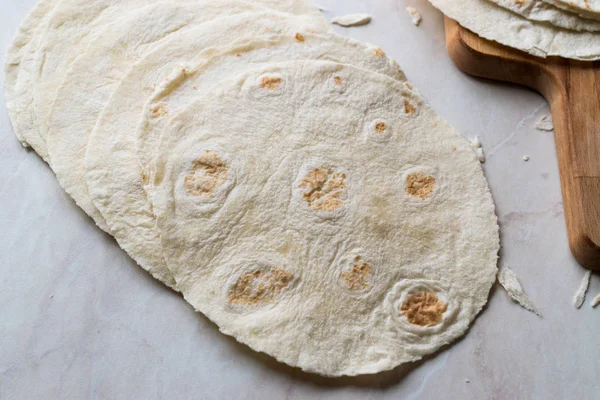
406;7;422;26
331;13;372;27
573;270;591;309
591;294;600;308
498;267;542;317
469;136;485;163
535;115;554;131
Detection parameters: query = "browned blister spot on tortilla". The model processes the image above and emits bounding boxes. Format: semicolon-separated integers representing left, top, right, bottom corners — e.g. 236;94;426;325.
406;172;435;199
513;0;526;6
141;169;149;185
401;291;447;326
295;33;305;42
184;151;228;197
374;48;386;57
260;76;282;90
341;261;372;291
404;100;417;115
228;268;294;306
300;167;347;212
375;122;387;134
403;82;413;90
334;76;343;86
151;103;168;118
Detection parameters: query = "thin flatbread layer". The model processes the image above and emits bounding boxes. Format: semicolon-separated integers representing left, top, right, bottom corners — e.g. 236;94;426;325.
542;0;600;21
428;0;600;60
5;0;57;148
152;60;500;376
84;18;403;289
12;0;324;162
137;35;406;205
488;0;600;32
46;1;300;236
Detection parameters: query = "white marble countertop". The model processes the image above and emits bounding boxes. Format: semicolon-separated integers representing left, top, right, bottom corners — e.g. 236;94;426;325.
1;0;598;399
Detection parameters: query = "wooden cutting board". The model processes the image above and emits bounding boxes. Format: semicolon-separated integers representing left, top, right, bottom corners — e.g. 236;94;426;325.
444;18;600;271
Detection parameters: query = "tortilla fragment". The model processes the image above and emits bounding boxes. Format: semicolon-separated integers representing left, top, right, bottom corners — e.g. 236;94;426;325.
573;270;591;309
331;14;372;27
498;267;542;317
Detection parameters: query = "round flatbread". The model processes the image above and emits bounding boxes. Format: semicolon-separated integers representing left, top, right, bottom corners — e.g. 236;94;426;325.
151;60;500;376
489;0;600;32
11;0;324;161
428;0;600;60
84;16;403;289
542;0;600;21
46;1;314;235
5;0;57;149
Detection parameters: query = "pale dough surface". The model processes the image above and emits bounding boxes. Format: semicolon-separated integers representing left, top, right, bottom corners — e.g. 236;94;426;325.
152;60;499;376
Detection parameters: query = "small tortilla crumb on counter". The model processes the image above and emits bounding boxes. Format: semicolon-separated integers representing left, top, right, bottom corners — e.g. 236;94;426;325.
406;7;422;26
331;13;371;27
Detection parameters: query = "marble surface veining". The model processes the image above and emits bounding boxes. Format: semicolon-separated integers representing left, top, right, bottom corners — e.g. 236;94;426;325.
1;0;598;399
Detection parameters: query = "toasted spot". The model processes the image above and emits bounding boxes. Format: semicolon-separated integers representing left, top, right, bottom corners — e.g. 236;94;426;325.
260;76;282;90
403;82;413;90
295;33;305;42
150;103;168;118
334;76;343;86
406;172;435;199
184;151;228;197
374;48;386;57
141;169;149;185
375;122;387;134
404;100;417;114
451;145;457;152
228;268;294;306
341;261;372;291
300;167;347;212
401;291;447;326
236;53;242;58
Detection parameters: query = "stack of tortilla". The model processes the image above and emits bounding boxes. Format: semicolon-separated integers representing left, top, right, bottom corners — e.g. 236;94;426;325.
4;0;500;376
428;0;600;60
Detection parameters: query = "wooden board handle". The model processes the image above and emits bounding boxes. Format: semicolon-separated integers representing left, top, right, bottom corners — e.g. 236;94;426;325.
550;66;600;269
445;18;600;270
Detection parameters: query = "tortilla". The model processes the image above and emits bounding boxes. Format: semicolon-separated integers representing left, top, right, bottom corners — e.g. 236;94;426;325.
542;0;600;21
45;1;318;235
84;18;403;288
428;0;600;60
5;0;57;150
10;0;324;161
151;60;499;376
488;0;600;32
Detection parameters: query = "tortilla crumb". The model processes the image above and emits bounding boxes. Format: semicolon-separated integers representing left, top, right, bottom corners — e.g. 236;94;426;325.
184;151;228;197
260;76;282;90
341;261;372;291
300;167;347;212
401;291;447;326
406;172;435;199
228;268;294;305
